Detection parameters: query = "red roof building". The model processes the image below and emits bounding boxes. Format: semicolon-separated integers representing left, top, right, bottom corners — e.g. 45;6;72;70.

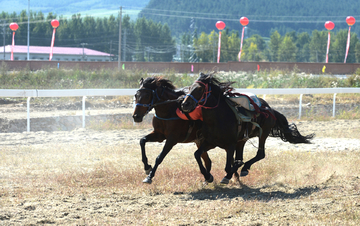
0;45;113;61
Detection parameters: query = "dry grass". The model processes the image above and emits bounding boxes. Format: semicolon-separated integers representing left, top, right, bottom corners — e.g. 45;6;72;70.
1;136;360;225
1;118;360;225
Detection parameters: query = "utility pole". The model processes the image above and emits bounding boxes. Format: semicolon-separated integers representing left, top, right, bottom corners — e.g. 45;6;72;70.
109;40;112;61
1;20;6;60
81;43;88;61
118;6;122;69
27;0;30;60
189;18;198;63
123;28;126;62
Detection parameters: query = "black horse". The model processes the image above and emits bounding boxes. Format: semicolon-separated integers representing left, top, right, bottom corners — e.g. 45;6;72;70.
181;72;315;184
132;77;213;184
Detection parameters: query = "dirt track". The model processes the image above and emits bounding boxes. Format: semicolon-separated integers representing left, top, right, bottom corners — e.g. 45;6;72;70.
0;118;360;225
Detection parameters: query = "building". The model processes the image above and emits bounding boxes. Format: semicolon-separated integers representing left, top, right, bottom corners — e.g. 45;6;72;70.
0;45;113;61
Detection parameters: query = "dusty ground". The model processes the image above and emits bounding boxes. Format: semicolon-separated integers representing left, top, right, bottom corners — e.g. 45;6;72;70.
0;97;360;225
0;119;359;225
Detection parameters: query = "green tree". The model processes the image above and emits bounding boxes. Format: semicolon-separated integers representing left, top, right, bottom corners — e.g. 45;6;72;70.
194;31;212;62
242;34;266;61
296;32;311;62
355;42;360;63
332;29;359;63
221;31;240;62
309;30;327;63
269;31;282;62
278;36;297;62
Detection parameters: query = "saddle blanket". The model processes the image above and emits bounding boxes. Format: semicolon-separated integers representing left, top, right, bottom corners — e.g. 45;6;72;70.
227;92;261;111
176;106;203;121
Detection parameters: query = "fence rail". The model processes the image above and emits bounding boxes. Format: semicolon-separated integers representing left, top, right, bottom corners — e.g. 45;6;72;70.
0;88;359;132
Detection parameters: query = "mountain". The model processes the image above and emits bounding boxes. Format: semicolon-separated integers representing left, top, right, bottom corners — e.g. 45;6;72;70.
139;0;360;38
0;0;150;19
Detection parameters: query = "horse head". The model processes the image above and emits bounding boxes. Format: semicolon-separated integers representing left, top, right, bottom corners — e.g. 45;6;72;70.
181;72;218;113
133;77;179;122
133;77;159;122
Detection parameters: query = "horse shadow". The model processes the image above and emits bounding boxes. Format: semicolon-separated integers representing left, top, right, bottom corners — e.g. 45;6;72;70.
184;181;322;202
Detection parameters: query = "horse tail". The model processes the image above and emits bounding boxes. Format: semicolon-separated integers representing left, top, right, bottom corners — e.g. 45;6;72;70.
270;110;315;144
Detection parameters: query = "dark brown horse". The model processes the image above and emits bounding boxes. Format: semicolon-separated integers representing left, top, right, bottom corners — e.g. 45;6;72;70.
132;77;214;184
181;72;315;184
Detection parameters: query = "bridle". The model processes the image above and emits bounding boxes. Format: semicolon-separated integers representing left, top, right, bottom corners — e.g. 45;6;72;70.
135;86;178;115
185;80;220;109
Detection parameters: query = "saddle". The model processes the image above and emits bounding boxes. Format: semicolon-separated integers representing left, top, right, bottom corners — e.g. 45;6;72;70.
225;92;263;138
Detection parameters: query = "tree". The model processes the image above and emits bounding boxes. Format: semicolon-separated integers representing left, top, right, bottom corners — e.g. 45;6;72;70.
309;30;327;63
296;32;311;62
194;31;212;62
269;31;282;62
332;30;359;63
278;36;297;62
355;42;360;63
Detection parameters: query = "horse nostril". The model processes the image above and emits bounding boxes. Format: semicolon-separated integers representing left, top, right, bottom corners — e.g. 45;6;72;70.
181;102;190;111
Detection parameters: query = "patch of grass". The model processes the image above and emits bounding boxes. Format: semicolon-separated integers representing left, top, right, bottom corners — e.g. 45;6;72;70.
1;66;360;89
88;118;152;130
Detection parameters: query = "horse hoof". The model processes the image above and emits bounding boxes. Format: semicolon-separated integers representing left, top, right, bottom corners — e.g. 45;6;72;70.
142;176;152;184
220;177;230;184
145;166;153;175
240;170;249;177
205;174;214;183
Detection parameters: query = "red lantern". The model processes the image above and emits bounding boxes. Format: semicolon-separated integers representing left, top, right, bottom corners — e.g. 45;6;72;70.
9;23;19;31
51;19;59;28
240;17;249;26
215;21;226;30
324;21;335;30
346;16;355;26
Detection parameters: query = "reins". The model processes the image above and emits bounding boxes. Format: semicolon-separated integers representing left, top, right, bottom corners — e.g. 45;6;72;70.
135;86;180;114
186;80;220;109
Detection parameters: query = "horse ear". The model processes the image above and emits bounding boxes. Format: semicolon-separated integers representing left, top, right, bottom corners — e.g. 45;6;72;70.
139;78;144;85
198;72;206;80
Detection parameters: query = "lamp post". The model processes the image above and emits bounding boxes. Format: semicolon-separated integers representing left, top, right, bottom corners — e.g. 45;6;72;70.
324;21;334;63
215;21;225;63
344;16;356;63
9;22;18;61
238;17;249;62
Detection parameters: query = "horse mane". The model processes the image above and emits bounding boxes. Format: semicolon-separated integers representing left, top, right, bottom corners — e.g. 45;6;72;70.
141;76;185;95
197;72;235;95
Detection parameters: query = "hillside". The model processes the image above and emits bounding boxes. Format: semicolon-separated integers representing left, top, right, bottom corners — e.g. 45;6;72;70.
139;0;360;37
0;0;149;19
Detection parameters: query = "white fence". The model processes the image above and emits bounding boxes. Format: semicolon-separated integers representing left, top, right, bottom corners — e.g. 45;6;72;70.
0;88;359;132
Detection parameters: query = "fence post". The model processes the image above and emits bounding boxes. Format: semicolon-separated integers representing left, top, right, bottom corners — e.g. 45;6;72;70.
82;96;86;128
298;94;303;119
27;97;31;132
333;93;337;117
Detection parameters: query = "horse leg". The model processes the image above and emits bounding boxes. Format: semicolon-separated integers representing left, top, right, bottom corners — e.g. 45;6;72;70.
231;140;246;183
195;141;212;174
140;132;165;175
241;131;270;177
194;142;215;183
143;139;176;184
220;145;236;184
200;151;212;174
